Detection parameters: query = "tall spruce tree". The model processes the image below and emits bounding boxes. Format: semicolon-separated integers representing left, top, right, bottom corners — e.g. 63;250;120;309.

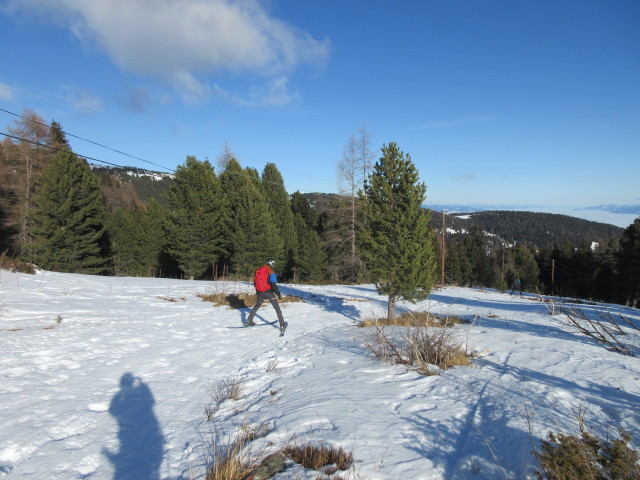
138;199;169;277
293;212;326;282
261;163;297;279
220;159;283;277
616;218;640;308
107;207;141;275
357;142;437;320
27;151;108;273
165;156;230;279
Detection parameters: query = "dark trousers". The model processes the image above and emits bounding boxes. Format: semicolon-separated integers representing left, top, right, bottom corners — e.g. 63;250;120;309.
247;291;285;327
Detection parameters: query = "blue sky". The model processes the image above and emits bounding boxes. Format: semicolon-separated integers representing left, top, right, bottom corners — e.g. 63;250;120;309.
1;0;638;211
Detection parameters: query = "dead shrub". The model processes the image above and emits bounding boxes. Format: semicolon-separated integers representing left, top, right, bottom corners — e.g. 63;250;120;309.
554;305;639;357
361;323;470;375
205;376;244;420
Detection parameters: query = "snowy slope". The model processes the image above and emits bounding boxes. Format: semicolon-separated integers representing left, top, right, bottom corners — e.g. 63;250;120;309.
0;270;638;479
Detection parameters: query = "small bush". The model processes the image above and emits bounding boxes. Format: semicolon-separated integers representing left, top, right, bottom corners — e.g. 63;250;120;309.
212;376;243;402
535;422;640;480
205;376;244;420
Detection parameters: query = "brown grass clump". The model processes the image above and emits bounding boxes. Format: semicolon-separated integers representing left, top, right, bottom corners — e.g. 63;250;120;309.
198;292;303;309
282;442;353;475
358;311;468;328
206;433;256;480
206;423;277;480
157;296;187;302
0;251;35;274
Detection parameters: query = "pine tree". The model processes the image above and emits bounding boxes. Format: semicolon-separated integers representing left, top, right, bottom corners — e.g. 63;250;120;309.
220;159;283;277
261;163;297;279
291;191;320;231
165;156;230;279
357;142;437;320
27;151;108;273
616;218;640;308
511;245;540;292
108;207;141;275
49;120;71;152
293;212;326;282
138;199;169;277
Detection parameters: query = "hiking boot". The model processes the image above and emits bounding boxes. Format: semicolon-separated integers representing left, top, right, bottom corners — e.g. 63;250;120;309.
245;321;255;327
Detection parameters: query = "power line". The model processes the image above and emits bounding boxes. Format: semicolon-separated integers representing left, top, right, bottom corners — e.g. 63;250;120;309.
0;131;123;168
0;107;172;173
0;105;339;196
1;130;330;210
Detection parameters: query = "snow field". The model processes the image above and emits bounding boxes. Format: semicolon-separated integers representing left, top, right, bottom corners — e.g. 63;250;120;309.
0;270;639;479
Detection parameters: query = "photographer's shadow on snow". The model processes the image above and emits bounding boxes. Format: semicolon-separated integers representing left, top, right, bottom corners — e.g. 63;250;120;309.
103;372;165;480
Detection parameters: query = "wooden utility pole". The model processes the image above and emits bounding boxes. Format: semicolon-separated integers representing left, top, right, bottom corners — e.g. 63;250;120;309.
441;210;446;285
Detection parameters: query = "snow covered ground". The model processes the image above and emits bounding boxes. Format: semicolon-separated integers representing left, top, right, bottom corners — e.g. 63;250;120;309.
1;270;639;479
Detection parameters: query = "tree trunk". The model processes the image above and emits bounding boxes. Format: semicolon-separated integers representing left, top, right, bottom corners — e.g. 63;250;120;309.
387;293;396;321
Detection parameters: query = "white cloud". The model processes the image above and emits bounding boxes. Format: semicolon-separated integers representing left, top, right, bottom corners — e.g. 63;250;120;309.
213;76;298;107
0;82;15;101
64;88;104;113
6;0;330;104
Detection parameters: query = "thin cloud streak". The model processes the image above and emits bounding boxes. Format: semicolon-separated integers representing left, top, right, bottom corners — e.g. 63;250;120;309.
414;115;501;130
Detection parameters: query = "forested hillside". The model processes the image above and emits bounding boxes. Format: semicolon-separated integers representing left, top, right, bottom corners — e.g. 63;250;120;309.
447;210;623;248
92;166;173;208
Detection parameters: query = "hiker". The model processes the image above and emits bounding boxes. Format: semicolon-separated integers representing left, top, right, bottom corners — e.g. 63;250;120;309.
246;258;287;335
511;277;523;296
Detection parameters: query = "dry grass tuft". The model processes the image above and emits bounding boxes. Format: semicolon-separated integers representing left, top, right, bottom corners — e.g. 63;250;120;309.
282;442;354;474
0;251;35;274
157;296;187;302
206;431;258;480
198;292;303;309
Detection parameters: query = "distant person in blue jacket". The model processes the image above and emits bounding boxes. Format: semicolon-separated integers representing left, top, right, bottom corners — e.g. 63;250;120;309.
511;277;523;296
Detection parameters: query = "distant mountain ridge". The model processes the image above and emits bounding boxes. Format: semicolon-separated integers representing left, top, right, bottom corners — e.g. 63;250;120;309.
440;210;623;248
427;203;638;229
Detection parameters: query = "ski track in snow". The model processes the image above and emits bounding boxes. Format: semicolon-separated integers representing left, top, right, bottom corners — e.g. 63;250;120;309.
0;270;639;479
